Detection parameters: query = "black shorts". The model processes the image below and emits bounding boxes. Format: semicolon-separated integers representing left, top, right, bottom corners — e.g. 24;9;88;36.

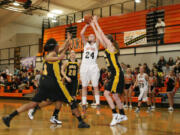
125;84;131;90
32;75;74;103
105;71;124;94
65;79;78;97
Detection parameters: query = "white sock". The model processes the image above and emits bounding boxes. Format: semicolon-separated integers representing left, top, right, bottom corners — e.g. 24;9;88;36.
95;95;100;105
82;96;87;105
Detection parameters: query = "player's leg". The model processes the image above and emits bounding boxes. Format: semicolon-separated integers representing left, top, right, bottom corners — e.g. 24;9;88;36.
112;93;127;120
167;92;174;111
80;66;89;115
2;101;40;127
28;101;51;120
91;65;100;114
124;88;128;108
50;101;63;124
128;86;133;108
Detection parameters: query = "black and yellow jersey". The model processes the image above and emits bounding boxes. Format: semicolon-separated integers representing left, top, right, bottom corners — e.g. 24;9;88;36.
42;60;62;79
66;60;79;79
104;49;122;73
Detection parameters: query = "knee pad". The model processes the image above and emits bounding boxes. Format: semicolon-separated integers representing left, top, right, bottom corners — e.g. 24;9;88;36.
70;100;78;110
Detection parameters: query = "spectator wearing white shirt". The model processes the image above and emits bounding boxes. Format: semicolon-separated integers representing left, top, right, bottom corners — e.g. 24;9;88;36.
155;18;165;44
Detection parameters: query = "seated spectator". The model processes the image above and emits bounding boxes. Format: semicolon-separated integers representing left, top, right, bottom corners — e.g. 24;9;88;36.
21;66;27;73
158;56;166;68
163;63;171;77
14;68;20;76
0;75;5;85
143;63;150;75
167;57;175;66
174;61;180;77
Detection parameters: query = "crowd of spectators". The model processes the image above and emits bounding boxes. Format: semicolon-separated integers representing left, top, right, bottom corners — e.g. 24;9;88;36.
99;56;180;89
0;65;41;93
0;56;179;94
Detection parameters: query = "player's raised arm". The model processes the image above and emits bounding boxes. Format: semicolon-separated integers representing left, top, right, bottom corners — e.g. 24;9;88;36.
80;24;89;45
92;16;112;49
90;21;107;49
58;32;72;54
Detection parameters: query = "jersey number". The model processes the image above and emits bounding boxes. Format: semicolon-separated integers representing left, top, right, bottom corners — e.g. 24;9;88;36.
68;70;76;76
85;52;94;59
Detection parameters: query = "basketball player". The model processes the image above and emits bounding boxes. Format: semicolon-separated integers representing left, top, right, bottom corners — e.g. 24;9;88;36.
133;66;151;113
90;16;127;126
80;24;100;115
124;68;134;108
166;70;176;111
28;50;80;121
2;35;90;128
149;71;157;109
61;50;79;100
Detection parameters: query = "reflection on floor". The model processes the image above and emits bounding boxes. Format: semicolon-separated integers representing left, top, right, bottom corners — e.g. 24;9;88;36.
0;99;180;135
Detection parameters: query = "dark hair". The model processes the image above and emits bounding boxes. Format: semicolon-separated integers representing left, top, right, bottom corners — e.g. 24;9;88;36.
107;34;120;55
44;38;58;52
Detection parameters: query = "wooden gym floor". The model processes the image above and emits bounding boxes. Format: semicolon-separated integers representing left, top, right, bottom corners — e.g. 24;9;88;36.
0;99;180;135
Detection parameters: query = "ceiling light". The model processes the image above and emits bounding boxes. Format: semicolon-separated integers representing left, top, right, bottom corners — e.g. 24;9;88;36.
13;2;20;6
51;9;63;15
135;0;141;3
52;19;57;23
47;13;57;18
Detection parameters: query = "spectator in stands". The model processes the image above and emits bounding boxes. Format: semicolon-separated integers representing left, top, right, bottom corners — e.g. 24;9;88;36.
155;18;165;44
163;63;172;78
0;75;5;85
157;56;166;69
5;67;10;75
167;57;175;66
143;63;150;75
175;56;180;64
34;70;41;88
174;61;180;77
14;68;20;76
121;62;127;72
21;66;27;73
28;65;34;73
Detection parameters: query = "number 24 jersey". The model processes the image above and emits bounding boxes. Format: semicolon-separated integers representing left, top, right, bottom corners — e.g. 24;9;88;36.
81;42;98;65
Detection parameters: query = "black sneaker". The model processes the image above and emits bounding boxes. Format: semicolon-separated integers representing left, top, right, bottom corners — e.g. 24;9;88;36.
78;121;90;128
2;116;11;127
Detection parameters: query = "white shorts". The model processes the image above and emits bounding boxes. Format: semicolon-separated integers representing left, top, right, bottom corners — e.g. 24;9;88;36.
80;64;100;87
138;87;148;102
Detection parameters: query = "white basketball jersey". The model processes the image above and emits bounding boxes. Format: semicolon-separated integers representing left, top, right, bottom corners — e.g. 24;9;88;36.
81;42;98;65
137;73;148;89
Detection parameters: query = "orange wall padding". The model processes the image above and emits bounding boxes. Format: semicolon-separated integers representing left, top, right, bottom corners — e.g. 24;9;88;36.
44;4;180;52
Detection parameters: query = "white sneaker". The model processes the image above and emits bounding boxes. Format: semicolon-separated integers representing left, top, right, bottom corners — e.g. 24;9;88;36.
129;105;132;108
151;106;155;109
117;115;128;123
168;107;174;112
146;107;152;113
91;103;97;106
110;114;120;126
28;109;34;120
135;108;140;113
50;116;62;124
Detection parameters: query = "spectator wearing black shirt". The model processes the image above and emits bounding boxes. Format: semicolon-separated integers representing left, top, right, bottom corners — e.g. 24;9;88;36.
167;57;175;66
158;56;166;67
143;63;150;75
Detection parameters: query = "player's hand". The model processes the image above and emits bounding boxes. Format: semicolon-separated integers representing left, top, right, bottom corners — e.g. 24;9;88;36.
67;32;72;40
66;77;72;83
93;16;98;22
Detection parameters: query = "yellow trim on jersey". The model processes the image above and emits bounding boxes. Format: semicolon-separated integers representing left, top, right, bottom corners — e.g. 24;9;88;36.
105;49;118;54
53;62;74;103
110;53;120;93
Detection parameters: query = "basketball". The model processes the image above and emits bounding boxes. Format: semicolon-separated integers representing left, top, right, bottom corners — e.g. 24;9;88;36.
84;14;92;24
